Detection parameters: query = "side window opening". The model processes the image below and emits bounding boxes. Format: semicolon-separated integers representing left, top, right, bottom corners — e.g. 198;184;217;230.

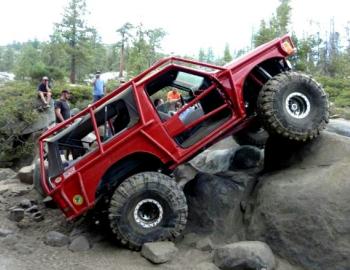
145;69;232;147
45;87;139;179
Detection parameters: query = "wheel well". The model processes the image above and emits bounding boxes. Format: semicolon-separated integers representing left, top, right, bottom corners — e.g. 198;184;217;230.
95;153;165;199
242;57;290;115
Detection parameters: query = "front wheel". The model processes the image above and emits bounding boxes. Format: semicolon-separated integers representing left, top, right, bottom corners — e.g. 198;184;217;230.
108;172;188;250
257;71;329;141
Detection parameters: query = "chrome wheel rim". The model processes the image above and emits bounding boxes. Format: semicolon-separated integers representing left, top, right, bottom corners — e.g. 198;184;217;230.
133;199;163;228
285;92;310;119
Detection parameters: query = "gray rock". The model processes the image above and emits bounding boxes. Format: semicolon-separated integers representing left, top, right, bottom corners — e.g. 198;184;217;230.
17;165;34;185
9;208;24;222
19;198;32;209
191;262;220;270
0;228;14;237
0;168;17;180
326;118;350;137
230;145;263;170
32;211;44;222
184;172;257;241
196;237;214;251
181;232;201;247
25;205;39;213
69;235;90;252
213;241;276;270
174;163;199;188
141;242;178;264
248;132;350;270
190;148;236;173
0;181;31;196
45;231;70;247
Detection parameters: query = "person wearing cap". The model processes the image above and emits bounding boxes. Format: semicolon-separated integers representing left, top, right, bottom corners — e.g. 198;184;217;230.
92;71;106;102
55;90;71;123
37;76;52;107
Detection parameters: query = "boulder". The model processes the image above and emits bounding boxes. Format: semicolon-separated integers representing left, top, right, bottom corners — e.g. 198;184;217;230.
229;145;263;170
0;168;17;180
247;132;350;270
326;118;350;138
184;171;257;242
141;242;178;264
195;237;214;252
45;231;70;247
213;241;276;270
68;235;90;252
17;165;34;185
190;149;236;173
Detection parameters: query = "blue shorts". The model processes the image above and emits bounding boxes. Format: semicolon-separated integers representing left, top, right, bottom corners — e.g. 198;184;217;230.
93;95;104;102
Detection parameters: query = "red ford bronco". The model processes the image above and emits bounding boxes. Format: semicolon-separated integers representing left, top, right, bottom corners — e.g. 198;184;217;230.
36;35;329;249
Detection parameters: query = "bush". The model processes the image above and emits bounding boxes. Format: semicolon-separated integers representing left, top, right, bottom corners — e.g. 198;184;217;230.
0;81;40;166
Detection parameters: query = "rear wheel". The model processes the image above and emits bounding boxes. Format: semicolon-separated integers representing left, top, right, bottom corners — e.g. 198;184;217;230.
257;71;329;141
108;172;187;250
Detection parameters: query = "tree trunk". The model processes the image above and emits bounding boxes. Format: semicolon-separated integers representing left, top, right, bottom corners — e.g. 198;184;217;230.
119;42;124;78
70;55;76;84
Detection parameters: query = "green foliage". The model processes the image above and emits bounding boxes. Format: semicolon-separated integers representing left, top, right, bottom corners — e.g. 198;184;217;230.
253;0;291;47
0;81;39;166
55;0;100;83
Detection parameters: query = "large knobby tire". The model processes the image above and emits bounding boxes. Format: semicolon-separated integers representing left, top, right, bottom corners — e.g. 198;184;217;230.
108;172;188;250
233;123;269;148
257;71;329;141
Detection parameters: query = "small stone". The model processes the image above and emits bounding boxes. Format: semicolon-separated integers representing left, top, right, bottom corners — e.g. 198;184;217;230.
17;165;34;185
9;208;24;222
69;235;90;252
32;211;44;222
19;199;32;209
25;205;39;213
0;228;14;237
196;237;214;251
141;242;178;264
45;231;70;247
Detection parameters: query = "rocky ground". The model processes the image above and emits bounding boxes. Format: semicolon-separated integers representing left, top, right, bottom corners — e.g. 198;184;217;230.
1;119;350;270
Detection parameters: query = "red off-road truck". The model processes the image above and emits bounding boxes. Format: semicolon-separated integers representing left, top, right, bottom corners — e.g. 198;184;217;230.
36;35;329;249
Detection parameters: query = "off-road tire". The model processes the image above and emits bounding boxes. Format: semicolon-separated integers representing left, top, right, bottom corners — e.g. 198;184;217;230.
257;71;329;141
233;124;269;148
108;172;188;250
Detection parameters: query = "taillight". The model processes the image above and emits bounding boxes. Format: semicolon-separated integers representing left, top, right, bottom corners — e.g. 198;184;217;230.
281;40;295;55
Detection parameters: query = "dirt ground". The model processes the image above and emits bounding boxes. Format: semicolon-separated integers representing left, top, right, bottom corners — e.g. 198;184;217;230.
0;137;298;270
0;138;239;270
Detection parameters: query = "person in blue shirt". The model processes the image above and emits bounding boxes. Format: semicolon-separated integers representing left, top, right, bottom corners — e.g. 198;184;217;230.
92;71;106;102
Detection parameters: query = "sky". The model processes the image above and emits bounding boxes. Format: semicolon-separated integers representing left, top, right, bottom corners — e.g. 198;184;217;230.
0;0;349;56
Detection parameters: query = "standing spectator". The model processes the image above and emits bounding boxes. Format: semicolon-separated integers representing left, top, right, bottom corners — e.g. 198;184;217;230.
92;71;106;102
55;90;71;123
37;76;52;108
